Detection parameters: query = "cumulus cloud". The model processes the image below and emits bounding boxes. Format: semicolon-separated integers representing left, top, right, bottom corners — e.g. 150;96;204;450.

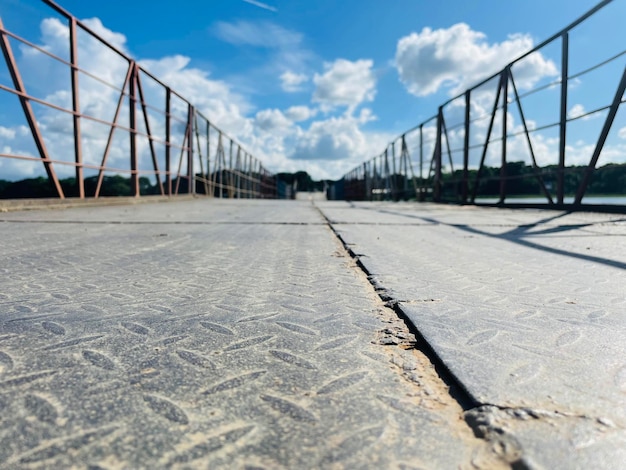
254;109;292;133
619;127;626;140
395;23;557;97
0;126;16;139
312;59;376;111
4;15;385;183
0;147;41;180
81;18;128;51
280;71;308;92
290;109;383;162
1;16;257;181
285;105;316;122
139;55;251;134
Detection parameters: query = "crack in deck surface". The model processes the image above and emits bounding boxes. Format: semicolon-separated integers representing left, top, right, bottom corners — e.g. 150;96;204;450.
317;200;626;469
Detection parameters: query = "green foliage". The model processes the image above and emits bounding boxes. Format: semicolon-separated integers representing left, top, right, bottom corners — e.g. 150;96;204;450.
440;162;626;198
1;164;624;200
0;175;162;198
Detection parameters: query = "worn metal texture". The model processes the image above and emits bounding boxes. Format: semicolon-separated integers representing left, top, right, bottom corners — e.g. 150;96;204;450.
0;200;492;469
318;201;626;468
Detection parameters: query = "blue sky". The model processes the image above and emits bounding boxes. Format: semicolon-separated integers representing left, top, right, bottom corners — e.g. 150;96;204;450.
1;0;625;180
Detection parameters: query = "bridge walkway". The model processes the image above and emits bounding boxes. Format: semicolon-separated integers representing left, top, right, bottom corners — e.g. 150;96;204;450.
0;198;624;468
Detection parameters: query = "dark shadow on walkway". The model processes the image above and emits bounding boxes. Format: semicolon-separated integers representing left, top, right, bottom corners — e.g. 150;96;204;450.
349;205;626;271
455;223;626;271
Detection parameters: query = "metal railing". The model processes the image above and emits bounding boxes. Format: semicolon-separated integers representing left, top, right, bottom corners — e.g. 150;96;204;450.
0;0;276;199
335;0;626;210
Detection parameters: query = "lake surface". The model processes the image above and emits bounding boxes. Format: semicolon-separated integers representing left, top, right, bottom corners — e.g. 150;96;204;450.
475;196;626;205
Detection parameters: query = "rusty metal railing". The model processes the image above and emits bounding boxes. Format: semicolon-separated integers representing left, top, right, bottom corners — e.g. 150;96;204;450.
0;0;276;199
335;0;626;210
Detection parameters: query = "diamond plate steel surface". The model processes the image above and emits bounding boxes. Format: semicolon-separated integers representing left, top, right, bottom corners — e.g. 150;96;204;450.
0;200;491;469
318;201;626;468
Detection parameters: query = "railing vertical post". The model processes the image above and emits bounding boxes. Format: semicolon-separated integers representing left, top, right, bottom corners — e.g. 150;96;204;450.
129;62;139;197
241;152;246;198
391;142;397;200
471;73;504;203
252;157;256;198
247;155;251;198
257;160;261;198
419;124;424;201
401;135;409;197
236;146;241;199
434;107;443;202
187;104;194;194
206;120;211;196
362;162;367;200
380;155;385;199
374;156;380;200
558;32;569;205
69;18;84;198
574;66;626;204
165;88;171;196
373;159;378;201
463;90;470;204
383;149;390;200
499;69;508;204
229;140;234;198
217;133;223;198
0;18;65;198
246;153;251;198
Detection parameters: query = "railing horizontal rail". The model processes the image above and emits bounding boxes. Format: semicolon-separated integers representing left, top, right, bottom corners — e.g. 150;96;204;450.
0;0;276;200
334;0;625;210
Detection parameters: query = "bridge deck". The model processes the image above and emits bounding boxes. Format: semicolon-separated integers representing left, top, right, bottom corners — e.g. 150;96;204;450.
0;198;624;468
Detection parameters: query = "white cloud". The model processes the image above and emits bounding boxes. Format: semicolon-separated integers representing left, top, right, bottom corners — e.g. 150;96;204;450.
1;16;256;182
213;21;301;49
619;126;626;140
0;126;16;139
290;109;383;162
254;109;292;133
395;23;557;97
568;104;586;120
285;106;316;122
0;145;40;180
567;103;602;121
81;18;128;52
280;71;308;92
7;16;376;183
212;20;312;88
139;55;252;135
568;77;582;89
312;59;376;111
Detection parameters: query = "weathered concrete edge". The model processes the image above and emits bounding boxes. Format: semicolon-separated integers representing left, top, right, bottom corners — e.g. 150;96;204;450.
0;194;199;212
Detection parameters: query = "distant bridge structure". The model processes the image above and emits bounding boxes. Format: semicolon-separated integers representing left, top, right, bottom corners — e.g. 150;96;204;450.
333;0;626;212
0;0;276;199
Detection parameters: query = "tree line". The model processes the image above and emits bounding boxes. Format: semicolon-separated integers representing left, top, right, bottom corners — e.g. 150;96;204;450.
0;163;624;199
445;162;626;197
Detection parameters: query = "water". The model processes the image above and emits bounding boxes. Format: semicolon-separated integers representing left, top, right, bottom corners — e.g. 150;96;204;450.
474;196;626;205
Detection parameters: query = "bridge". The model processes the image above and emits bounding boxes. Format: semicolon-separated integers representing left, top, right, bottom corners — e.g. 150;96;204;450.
1;1;626;469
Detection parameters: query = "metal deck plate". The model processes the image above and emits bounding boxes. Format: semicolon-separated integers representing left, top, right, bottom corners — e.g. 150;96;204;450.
0;200;487;469
319;200;626;468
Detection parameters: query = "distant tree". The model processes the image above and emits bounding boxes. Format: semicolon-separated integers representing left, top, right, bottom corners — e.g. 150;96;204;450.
2;163;626;200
